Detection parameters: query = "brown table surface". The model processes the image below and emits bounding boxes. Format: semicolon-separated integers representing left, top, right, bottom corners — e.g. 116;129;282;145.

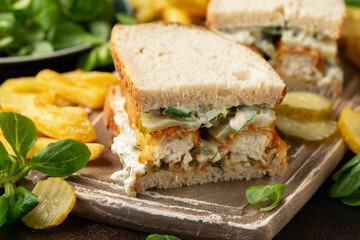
1;54;360;240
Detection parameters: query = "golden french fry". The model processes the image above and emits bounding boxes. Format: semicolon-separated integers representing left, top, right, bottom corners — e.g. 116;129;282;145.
161;6;191;24
0;91;96;143
343;20;360;39
169;0;207;17
347;6;360;21
60;106;89;118
344;37;360;68
36;69;108;109
0;77;45;93
63;70;119;87
0;136;104;161
85;143;105;161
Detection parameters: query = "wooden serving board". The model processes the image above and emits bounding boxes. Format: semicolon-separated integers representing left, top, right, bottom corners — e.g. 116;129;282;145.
21;62;360;240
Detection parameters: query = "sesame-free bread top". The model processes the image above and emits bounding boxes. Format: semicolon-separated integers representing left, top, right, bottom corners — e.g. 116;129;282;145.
207;0;346;40
111;22;286;112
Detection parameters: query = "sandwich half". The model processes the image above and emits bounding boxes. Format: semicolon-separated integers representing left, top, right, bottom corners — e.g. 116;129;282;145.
207;0;346;99
106;22;289;197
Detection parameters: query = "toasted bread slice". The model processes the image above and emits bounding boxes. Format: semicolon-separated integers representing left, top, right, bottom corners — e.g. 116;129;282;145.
207;0;346;40
111;22;286;112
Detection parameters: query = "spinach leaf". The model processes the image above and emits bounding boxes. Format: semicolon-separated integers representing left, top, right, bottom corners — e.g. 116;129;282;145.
59;0;105;22
146;234;181;240
31;41;53;55
48;22;104;50
31;0;60;31
0;196;9;227
329;163;360;198
345;0;360;6
0;141;10;171
0;112;37;166
262;28;282;37
163;108;190;118
116;12;138;25
89;20;111;39
28;139;90;177
6;186;39;224
78;42;112;71
342;188;360;206
332;153;360;181
246;184;286;212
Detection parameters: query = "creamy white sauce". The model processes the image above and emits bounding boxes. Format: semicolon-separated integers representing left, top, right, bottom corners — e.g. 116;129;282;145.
218;29;256;45
318;66;344;86
281;29;337;59
229;108;257;132
110;94;145;196
218;27;337;59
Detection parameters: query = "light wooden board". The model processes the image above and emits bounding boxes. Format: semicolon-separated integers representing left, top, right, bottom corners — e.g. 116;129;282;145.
21;63;360;240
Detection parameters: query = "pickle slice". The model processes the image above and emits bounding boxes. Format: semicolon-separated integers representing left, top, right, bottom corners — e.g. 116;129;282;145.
207;119;232;143
338;107;360;154
275;116;338;142
278;92;332;120
229;107;257;133
22;178;76;229
138;112;200;134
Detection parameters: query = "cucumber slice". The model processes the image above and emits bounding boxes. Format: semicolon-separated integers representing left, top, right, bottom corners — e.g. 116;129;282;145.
229;107;258;133
138;112;200;134
277;92;332;120
207;118;233;143
275;115;338;142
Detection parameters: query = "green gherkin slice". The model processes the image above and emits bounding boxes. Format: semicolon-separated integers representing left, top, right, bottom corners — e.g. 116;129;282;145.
207;119;233;143
275;116;338;142
139;112;200;134
277;92;332;120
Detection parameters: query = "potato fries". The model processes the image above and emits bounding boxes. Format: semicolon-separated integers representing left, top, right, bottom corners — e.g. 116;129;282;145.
1;69;116;159
36;69;108;109
0;90;96;143
63;69;119;87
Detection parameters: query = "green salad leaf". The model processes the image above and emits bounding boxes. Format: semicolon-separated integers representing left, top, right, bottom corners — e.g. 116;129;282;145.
77;42;112;71
330;161;360;198
0;142;10;171
6;186;39;224
48;22;104;50
246;184;287;211
0;112;37;166
342;188;360;206
163;108;191;118
330;153;360;206
116;12;138;25
28;139;90;177
59;0;106;22
345;0;360;7
32;0;60;31
146;234;181;240
0;196;9;227
332;153;360;181
0;112;91;228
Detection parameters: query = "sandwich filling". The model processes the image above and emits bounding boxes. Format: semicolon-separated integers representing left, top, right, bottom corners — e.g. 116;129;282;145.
110;88;287;196
218;27;343;91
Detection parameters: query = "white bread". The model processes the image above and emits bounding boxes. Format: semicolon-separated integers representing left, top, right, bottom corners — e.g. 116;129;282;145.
105;86;288;196
207;0;346;40
111;22;286;111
